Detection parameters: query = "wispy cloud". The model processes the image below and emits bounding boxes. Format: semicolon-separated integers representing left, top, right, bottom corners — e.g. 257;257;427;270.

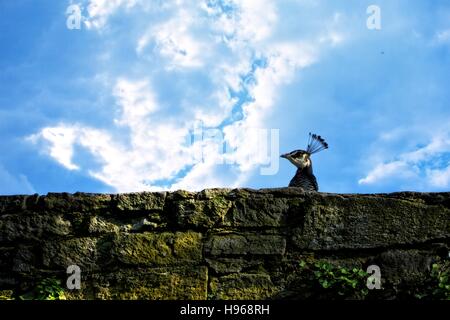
359;131;450;188
427;166;450;187
434;29;450;44
81;0;142;29
0;165;35;195
28;126;81;171
28;0;343;192
3;0;450;194
358;161;417;185
137;8;205;69
29;79;191;192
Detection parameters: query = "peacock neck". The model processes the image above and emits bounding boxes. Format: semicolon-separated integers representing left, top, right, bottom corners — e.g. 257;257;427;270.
297;163;313;175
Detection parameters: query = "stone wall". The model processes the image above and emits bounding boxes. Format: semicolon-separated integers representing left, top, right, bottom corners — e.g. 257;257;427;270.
0;189;449;300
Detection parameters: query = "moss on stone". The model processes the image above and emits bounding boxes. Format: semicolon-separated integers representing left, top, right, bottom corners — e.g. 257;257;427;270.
114;192;166;211
1;189;449;300
205;233;286;256
112;233;172;266
88;216;120;234
42;193;112;213
0;213;71;242
292;195;450;250
173;231;203;261
206;257;264;274
209;273;279;300
225;196;289;227
84;267;208;300
0;290;14;300
112;231;202;266
174;198;232;229
42;237;101;271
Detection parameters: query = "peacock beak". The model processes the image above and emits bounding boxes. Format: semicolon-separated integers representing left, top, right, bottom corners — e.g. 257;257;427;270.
280;153;288;159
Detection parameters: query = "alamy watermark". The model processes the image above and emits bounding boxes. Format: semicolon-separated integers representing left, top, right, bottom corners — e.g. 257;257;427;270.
188;121;280;176
366;264;382;290
66;4;82;30
66;265;81;290
367;5;381;30
66;4;383;31
63;263;380;292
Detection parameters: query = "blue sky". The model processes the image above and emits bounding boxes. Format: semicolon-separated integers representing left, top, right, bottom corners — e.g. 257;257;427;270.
1;0;450;195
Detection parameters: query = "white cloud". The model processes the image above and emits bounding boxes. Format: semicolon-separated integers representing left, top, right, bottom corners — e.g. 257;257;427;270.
427;166;450;188
29;79;194;192
358;161;417;185
113;79;158;127
83;0;141;29
250;42;317;108
199;1;330;175
319;12;345;46
221;41;318;173
434;29;450;44
137;8;206;69
213;0;278;44
30;1;345;192
28;126;80;171
193;88;238;127
359;132;450;188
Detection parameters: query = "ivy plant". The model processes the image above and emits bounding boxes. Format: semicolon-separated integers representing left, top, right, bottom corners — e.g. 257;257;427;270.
299;260;370;299
20;278;66;300
416;261;450;300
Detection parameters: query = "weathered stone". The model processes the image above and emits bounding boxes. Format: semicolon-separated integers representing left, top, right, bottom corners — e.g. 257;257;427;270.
41;193;112;213
209;273;280;299
0;290;14;300
129;218;159;232
198;189;232;198
292;195;450;250
0;189;450;300
88;216;120;234
12;245;36;273
173;232;203;261
64;284;95;300
173;198;232;229
168;189;235;229
225;195;289;227
112;231;202;266
386;192;450;208
42;237;105;271
114;192;166;211
206;257;264;274
370;250;436;286
74;267;208;300
0;248;14;272
0;273;17;287
167;190;196;200
205;234;286;256
0;213;71;242
0;196;27;214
